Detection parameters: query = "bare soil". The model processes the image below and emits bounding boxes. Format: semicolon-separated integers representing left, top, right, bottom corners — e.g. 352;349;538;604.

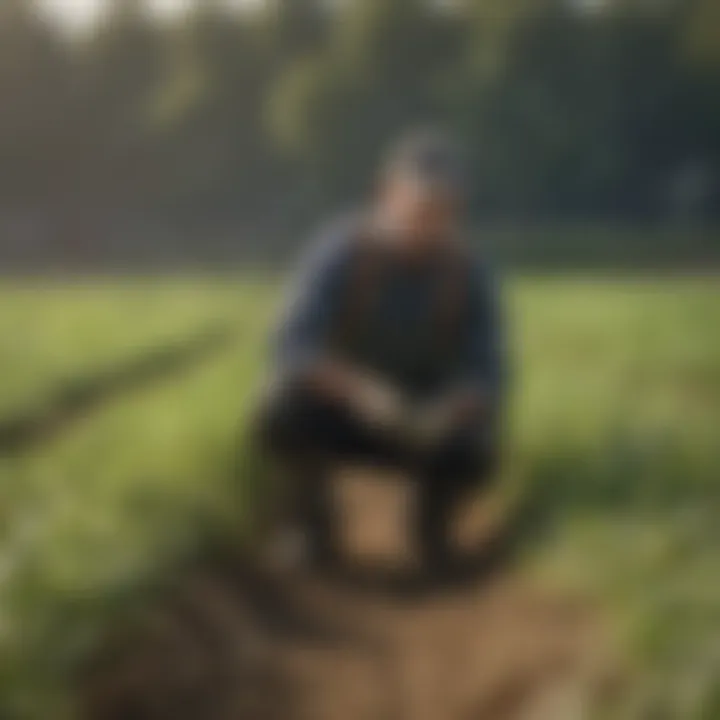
82;472;620;720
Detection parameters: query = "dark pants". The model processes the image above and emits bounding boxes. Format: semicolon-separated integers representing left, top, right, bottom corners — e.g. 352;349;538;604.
255;385;498;572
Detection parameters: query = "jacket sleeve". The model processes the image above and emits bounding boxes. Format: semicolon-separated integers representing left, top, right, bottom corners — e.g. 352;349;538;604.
273;226;353;378
460;260;508;416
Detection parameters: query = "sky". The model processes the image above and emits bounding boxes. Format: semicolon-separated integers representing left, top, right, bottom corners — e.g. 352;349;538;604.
41;0;258;29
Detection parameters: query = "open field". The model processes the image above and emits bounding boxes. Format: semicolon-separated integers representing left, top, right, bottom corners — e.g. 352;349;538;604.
0;276;718;718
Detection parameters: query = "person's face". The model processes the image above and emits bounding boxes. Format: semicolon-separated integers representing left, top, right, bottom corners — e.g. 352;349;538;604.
380;176;460;251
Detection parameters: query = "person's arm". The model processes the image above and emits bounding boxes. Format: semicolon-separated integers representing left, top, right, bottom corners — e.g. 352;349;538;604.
405;261;507;450
429;261;506;433
274;226;350;386
274;226;404;425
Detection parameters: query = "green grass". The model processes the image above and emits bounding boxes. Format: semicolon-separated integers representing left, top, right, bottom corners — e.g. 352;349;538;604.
0;279;270;416
512;279;720;717
0;275;718;718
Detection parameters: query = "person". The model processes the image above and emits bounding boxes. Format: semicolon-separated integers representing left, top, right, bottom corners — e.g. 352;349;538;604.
251;129;507;578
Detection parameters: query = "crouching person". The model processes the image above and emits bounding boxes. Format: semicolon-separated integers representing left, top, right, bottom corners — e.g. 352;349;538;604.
251;130;507;579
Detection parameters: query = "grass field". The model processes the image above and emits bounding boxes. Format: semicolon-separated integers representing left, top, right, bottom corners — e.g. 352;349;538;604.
0;276;718;718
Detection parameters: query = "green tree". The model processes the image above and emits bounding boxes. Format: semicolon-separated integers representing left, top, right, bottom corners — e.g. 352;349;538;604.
0;0;74;202
77;0;165;209
269;0;463;201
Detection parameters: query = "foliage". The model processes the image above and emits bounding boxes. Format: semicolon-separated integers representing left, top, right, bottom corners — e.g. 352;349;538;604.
0;0;719;256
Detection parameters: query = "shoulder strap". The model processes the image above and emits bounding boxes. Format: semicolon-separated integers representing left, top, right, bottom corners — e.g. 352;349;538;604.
331;223;386;354
432;246;472;357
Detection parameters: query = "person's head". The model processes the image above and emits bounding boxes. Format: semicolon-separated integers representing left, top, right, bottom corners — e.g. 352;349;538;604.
376;129;466;253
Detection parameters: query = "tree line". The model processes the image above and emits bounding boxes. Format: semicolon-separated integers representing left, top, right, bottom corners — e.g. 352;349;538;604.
0;0;718;264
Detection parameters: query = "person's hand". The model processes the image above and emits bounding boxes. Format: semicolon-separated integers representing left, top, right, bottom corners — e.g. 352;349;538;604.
308;361;405;431
350;373;406;431
408;389;487;450
444;389;486;427
406;397;457;450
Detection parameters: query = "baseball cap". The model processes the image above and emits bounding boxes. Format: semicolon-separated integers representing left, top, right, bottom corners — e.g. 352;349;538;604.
383;128;467;196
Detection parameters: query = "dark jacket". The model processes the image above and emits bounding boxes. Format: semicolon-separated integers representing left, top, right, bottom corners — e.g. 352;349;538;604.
274;217;507;415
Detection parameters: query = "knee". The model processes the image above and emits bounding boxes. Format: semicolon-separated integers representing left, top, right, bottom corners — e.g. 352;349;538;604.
252;381;331;455
430;428;500;487
252;383;303;452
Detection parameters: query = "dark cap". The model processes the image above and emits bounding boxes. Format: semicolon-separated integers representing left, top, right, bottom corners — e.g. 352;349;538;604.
383;128;466;195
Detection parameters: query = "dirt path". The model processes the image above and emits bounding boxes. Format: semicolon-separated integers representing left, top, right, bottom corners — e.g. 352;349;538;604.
84;473;619;720
0;325;233;456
